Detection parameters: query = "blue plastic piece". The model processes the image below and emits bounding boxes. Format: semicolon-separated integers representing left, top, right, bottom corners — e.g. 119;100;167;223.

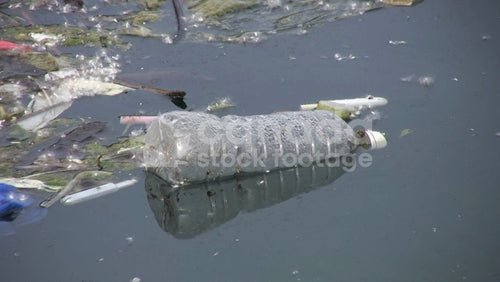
0;183;33;222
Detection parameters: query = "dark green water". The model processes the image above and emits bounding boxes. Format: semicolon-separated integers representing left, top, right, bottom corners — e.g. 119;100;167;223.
1;0;500;281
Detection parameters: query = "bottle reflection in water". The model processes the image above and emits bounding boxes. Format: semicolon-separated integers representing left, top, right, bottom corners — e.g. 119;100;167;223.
145;158;350;239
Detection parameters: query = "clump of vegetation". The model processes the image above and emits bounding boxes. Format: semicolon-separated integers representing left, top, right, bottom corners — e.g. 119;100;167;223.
2;25;127;48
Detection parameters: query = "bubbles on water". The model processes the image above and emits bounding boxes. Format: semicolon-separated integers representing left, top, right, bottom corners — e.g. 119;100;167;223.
481;34;492;41
125;236;134;245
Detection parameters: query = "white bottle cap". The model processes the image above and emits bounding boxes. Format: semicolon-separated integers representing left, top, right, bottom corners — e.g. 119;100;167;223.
364;130;387;150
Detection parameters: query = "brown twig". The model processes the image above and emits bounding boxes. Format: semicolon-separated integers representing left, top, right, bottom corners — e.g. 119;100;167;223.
113;79;186;98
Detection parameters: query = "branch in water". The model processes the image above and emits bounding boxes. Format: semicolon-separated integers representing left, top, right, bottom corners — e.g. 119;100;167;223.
113;79;186;98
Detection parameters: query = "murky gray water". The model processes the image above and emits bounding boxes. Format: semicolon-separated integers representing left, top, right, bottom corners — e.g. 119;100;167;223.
1;0;500;281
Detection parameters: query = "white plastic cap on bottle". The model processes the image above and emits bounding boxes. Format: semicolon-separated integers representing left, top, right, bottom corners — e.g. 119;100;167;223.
364;130;387;150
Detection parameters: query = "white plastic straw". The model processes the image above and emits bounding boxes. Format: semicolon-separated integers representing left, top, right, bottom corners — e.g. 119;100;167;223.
60;179;138;205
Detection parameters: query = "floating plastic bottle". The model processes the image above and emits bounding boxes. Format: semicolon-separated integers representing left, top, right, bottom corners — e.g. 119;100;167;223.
144;110;386;185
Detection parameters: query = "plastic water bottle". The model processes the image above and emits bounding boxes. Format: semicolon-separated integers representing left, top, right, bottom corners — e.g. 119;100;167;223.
144;110;385;185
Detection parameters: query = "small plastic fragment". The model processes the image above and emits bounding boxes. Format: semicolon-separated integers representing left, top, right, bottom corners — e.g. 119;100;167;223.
418;76;435;87
300;96;388;120
399;129;412;138
0;183;32;222
389;40;407;46
205;97;235;112
0;40;32;51
60;179;138;205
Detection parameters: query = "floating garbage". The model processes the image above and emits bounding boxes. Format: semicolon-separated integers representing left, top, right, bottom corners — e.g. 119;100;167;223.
400;74;435;87
0;183;31;221
418;75;435;87
0;40;32;51
205;97;235;112
399;128;412;138
0;183;47;236
383;0;423;6
183;0;385;43
300;96;388;120
60;179;138;205
389;40;407;46
333;53;357;61
144;104;387;185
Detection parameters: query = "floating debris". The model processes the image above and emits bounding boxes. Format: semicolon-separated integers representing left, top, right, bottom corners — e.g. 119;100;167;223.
469;128;477;137
2;25;126;48
60;179;138;205
389;40;407;46
418;75;435;87
120;116;158;125
400;74;435;87
481;34;492;41
205;97;235;112
40;171;114;207
0;178;60;191
400;74;416;82
0;183;48;236
0;40;32;51
399;129;412;138
383;0;423;6
333;53;357;61
301;96;388;120
125;236;134;245
182;0;385;43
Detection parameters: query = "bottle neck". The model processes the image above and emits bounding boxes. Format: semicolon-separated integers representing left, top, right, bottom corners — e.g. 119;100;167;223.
354;129;371;149
354;129;387;150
